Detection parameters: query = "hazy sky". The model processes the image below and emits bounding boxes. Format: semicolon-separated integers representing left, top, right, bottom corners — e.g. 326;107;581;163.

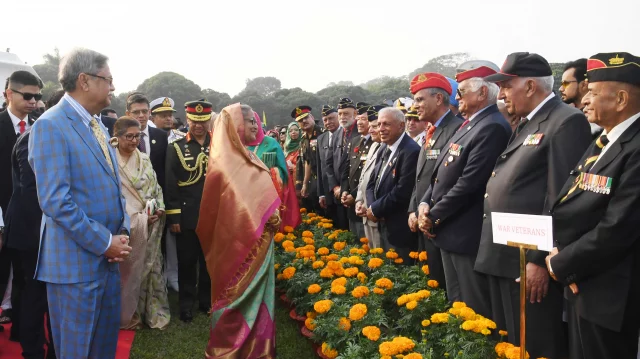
2;0;638;96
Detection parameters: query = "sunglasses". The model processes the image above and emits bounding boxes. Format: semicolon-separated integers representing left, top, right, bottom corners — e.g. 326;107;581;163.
11;89;43;101
560;80;578;88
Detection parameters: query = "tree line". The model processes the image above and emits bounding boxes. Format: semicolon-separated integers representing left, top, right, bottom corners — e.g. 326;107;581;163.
33;50;566;127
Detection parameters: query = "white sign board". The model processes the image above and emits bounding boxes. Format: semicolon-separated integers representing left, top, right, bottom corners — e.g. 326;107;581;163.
491;212;553;251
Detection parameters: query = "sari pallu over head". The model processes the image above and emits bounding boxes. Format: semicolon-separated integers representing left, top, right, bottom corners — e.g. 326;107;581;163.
196;104;280;310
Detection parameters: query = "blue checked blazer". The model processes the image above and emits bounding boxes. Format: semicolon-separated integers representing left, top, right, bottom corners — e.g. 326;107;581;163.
28;97;129;284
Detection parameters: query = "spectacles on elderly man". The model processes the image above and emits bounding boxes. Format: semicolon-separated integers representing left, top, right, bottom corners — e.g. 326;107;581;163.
86;73;114;86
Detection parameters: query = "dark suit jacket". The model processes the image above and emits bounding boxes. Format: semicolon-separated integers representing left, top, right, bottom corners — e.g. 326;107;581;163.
409;111;463;214
5;129;41;251
101;115;117;137
148;126;168;192
549;116;640;332
316;130;335;205
325;126;344;192
0;110;35;213
420;105;511;255
366;134;420;248
475;96;591;278
340;135;373;221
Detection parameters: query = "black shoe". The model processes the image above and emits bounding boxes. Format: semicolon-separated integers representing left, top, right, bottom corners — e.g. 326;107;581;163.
198;305;210;314
180;310;193;323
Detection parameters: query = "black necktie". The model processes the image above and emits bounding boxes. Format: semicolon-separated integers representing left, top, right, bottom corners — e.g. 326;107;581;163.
508;118;528;144
375;148;392;190
583;134;609;172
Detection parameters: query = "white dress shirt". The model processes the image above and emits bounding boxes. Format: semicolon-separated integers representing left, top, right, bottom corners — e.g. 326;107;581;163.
525;93;555;121
594;112;640;166
413;131;426;146
8;108;30;134
467;104;493;122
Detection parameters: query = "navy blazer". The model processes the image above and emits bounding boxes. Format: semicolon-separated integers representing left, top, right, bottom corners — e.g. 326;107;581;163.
421;105;511;255
5;129;41;251
366;134;420;247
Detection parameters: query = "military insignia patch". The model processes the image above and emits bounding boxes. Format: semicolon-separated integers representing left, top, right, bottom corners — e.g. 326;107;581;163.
523;133;544;146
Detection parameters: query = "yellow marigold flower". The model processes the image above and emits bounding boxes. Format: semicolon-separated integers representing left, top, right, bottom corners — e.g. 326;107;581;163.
313;300;333;314
352;286;370;298
349;247;359;254
373;287;385;295
505;347;529;359
421;319;431;327
333;241;346;251
459;307;477;321
404;354;423;359
308;213;317;218
397;294;409;306
338;317;351;331
421;265;429;275
285;233;296;240
386;250;399;259
481;328;491;335
321;343;338;359
305;317;316;331
499;330;508;337
300;208;307;214
323;223;334;229
406;300;418;310
307;311;317;319
494;342;515;356
362;326;381;341
312;261;325;269
349;303;367;321
379;336;416;356
321;218;332;223
331;285;346;295
283;225;294;233
394;258;404;264
409;251;419;259
282;267;296;280
357;272;367;283
417;290;430;299
274;233;285;243
331;277;347;287
274;263;280;270
276;274;283;280
368;258;384;269
375;278;394;289
418;251;428;261
339;257;349;264
461;320;477;331
307;284;322;294
427;280;439;288
328;233;338;240
370;248;384;255
430;313;450;324
317;247;330;255
302;230;314;238
360;237;369;244
452;301;466;308
344;267;359;277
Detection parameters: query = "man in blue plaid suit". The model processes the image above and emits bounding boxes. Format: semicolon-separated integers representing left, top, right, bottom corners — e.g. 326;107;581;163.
28;48;132;359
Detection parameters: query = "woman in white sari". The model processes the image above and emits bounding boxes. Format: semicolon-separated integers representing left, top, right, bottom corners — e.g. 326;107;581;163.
111;117;170;330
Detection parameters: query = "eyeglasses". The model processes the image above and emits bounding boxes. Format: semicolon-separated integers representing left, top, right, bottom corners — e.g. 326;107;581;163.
86;73;114;86
130;109;149;116
11;89;42;101
560;80;578;88
123;133;142;141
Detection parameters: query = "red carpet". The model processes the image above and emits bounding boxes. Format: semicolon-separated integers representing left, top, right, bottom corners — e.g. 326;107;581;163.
0;322;135;359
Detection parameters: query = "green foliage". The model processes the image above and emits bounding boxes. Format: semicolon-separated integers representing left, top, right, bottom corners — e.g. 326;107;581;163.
549;62;566;93
33;48;60;84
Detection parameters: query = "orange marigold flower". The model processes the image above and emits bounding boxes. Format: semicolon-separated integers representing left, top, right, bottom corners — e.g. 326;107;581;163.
274;263;280;270
317;247;330;255
344;267;359;277
351;286;370;298
331;277;347;287
333;241;346;251
302;230;313;238
370;248;384;255
394;258;404;264
326;254;339;261
357;272;367;283
321;343;338;359
312;260;325;269
494;342;515;356
368;258;384;269
308;284;322;294
319;267;334;278
282;240;294;249
349;247;359;254
338;317;351;331
313;300;333;314
421;265;430;275
349;303;368;321
362;244;370;252
404;354;423;359
385;250;399;259
276;274;283;280
300;208;307;214
421;319;430;327
362;326;381;341
427;280;439;288
305;317;316;331
282;267;296;280
375;278;394;289
360;237;369;244
323;223;334;229
505;347;529;359
303;238;315;245
499;330;508;337
331;285;346;295
373;288;385;295
406;300;418;310
409;251;419;259
419;251;428;261
274;233;285;243
283;226;294;233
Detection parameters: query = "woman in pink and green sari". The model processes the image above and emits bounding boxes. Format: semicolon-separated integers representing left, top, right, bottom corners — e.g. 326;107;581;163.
197;103;280;359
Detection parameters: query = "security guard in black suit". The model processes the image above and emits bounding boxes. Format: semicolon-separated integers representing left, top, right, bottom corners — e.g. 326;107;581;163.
340;103;376;239
165;99;213;322
546;52;640;359
408;100;462;294
293;106;324;213
474;52;592;358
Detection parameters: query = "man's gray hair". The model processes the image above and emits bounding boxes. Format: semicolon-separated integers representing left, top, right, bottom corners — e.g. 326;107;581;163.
464;78;499;104
429;88;450;106
58;48;109;92
533;75;554;93
379;107;405;123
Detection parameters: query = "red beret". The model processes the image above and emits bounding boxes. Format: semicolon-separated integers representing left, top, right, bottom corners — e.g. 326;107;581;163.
410;72;452;95
455;66;497;83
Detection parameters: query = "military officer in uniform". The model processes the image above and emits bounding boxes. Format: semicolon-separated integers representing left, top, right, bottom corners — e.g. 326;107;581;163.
165;99;213;322
293;105;324;213
150;97;186;144
474;53;592;358
546;52;640;359
340;103;374;239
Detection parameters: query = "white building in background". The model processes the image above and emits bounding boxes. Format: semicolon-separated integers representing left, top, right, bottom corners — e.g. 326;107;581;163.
0;50;40;106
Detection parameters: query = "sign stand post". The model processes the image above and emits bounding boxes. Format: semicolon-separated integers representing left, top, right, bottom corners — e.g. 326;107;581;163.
507;241;538;359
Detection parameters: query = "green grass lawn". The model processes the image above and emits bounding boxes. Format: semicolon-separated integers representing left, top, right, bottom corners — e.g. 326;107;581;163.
129;291;315;358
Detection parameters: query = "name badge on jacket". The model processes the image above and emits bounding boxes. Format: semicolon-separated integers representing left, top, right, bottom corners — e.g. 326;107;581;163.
578;172;613;194
426;149;440;160
523;133;544;146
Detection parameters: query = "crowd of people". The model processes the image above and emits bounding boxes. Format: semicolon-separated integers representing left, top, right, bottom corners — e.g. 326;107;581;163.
0;47;638;359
